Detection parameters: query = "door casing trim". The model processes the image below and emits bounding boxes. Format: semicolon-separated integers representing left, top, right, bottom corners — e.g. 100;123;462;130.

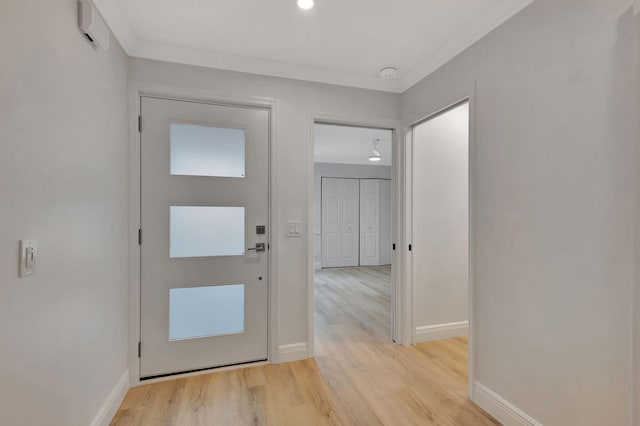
128;83;279;386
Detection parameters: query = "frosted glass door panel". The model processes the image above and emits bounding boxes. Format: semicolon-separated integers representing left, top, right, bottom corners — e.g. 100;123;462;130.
169;284;245;341
170;123;245;177
170;206;245;258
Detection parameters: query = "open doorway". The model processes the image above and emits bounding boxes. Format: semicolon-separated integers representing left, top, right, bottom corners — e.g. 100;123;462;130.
312;123;395;352
409;99;471;389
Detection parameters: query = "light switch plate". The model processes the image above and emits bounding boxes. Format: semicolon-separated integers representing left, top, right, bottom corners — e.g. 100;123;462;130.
19;239;37;277
287;221;303;238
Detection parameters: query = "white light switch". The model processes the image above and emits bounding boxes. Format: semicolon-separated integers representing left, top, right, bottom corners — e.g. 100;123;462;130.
19;240;37;277
287;221;303;238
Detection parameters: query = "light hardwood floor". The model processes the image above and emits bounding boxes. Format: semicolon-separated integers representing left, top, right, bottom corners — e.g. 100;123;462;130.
111;266;497;425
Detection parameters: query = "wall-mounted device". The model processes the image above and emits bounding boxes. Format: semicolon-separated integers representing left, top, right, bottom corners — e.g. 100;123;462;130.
78;0;110;50
19;240;37;278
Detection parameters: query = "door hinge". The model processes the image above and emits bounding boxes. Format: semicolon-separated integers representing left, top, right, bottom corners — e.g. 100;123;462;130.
138;115;142;132
392;243;396;251
138;341;141;358
138;229;142;245
409;244;412;251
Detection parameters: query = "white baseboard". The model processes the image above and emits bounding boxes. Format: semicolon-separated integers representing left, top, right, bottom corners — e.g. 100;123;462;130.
415;321;468;343
277;342;309;363
314;261;322;270
472;382;542;426
90;369;130;426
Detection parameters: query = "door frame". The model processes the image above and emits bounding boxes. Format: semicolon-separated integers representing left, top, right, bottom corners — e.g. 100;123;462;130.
307;113;405;353
128;83;279;386
402;81;476;397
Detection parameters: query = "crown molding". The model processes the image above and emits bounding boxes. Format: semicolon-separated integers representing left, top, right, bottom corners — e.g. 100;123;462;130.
94;0;535;94
129;39;404;93
92;0;136;52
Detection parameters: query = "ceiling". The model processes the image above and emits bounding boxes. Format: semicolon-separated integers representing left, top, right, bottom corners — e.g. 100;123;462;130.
314;124;393;166
94;0;533;93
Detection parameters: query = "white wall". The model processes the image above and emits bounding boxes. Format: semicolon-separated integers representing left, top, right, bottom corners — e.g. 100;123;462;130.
0;1;129;425
412;102;469;333
129;59;401;350
313;163;392;267
402;0;636;424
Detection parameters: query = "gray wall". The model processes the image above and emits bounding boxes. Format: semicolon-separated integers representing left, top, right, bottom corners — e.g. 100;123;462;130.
402;0;636;424
129;59;401;347
0;1;129;425
313;162;392;266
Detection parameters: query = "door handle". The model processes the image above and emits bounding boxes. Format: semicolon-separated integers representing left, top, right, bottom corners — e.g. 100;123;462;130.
247;243;266;252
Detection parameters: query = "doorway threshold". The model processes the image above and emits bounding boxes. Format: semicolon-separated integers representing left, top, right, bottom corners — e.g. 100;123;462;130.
138;359;269;386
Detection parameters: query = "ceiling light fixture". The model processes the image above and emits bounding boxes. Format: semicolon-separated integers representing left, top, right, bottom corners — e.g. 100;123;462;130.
297;0;314;10
369;139;382;162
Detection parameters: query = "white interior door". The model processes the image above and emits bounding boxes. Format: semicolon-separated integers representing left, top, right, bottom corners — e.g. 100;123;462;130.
379;179;392;265
321;178;359;267
139;96;269;378
360;179;380;266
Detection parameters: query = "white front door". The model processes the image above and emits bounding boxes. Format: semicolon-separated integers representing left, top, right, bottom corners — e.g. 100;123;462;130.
359;179;380;266
321;178;359;267
139;96;269;378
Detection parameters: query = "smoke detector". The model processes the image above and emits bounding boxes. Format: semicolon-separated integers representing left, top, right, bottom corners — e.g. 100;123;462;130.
379;66;398;80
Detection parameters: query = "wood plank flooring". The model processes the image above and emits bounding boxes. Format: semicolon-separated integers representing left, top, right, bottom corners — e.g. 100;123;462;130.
111;266;497;425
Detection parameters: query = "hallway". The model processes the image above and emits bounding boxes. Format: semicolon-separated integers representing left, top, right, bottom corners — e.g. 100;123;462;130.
111;267;495;425
312;266;495;425
315;266;392;345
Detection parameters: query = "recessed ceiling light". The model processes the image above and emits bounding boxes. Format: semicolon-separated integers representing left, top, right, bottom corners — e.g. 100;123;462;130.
298;0;314;10
379;66;399;80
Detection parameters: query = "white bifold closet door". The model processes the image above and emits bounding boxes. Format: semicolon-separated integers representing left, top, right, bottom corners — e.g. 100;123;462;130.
321;178;359;267
379;179;392;265
359;179;380;266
